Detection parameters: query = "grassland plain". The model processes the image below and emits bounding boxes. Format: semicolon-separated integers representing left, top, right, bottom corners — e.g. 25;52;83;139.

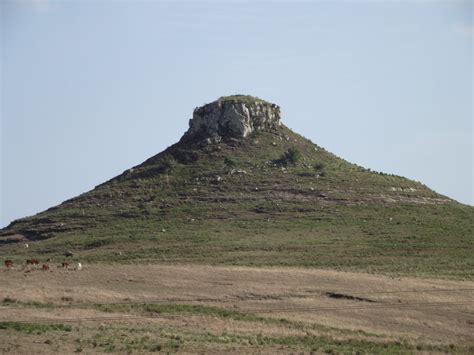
1;265;473;353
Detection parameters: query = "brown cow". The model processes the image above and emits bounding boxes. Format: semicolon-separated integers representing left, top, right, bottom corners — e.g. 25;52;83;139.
26;259;39;265
42;264;50;271
62;262;70;269
5;260;13;268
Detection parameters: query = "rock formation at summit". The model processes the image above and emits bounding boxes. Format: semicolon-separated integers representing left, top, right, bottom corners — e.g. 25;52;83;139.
183;95;281;142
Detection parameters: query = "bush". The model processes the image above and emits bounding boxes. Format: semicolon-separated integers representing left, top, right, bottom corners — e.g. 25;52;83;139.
276;148;301;167
314;162;326;176
314;162;325;171
158;155;176;174
171;148;198;164
224;157;237;168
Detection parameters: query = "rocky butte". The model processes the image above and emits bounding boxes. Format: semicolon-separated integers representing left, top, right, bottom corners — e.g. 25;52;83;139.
182;95;281;143
0;94;472;281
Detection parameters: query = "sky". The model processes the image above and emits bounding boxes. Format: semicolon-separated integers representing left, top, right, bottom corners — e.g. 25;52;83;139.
0;0;472;228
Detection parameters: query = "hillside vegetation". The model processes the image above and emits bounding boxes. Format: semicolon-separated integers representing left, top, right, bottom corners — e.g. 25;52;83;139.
1;100;473;280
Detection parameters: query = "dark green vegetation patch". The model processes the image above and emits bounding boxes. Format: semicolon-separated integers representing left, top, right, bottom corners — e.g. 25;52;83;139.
0;321;72;334
217;94;272;105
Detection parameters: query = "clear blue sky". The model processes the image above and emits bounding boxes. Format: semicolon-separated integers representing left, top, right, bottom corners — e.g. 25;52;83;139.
1;0;472;227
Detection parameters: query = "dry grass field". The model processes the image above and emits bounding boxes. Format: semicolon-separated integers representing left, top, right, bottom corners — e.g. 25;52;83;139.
1;264;473;353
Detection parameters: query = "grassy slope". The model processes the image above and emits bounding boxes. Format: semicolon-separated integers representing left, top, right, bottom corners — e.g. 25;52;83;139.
1;125;473;279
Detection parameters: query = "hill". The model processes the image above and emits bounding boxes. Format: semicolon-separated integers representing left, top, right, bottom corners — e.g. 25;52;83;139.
1;96;473;279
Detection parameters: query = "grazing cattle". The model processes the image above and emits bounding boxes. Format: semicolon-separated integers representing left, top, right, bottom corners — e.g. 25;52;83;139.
64;251;73;258
62;262;70;269
24;243;29;248
42;264;50;271
76;263;82;271
5;260;13;268
26;259;39;265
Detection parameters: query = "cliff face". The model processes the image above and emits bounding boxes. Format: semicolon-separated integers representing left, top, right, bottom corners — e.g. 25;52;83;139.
183;96;281;142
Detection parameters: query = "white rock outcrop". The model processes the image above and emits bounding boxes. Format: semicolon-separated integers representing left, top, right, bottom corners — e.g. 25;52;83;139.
184;97;281;141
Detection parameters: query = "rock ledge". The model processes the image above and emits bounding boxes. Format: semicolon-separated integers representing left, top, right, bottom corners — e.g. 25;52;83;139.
183;95;281;142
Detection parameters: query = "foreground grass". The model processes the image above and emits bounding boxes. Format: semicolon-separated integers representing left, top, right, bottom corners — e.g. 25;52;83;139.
0;298;474;354
1;302;467;353
72;327;458;354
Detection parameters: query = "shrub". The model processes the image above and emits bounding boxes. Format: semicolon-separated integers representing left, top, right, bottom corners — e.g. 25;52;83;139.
157;155;176;174
286;148;301;164
2;297;16;304
314;162;326;176
171;148;198;164
276;148;301;167
314;162;325;171
224;157;237;168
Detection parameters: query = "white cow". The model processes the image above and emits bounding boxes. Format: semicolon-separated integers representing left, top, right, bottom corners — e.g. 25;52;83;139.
76;263;82;271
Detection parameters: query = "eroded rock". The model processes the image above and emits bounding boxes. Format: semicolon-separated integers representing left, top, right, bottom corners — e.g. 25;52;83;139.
183;95;281;141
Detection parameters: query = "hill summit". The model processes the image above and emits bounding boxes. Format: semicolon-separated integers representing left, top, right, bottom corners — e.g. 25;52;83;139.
183;95;281;143
1;95;472;279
